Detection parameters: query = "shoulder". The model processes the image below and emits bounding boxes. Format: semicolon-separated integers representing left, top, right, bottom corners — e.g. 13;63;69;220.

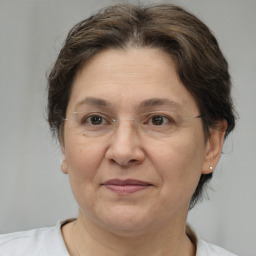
0;220;70;256
197;238;238;256
0;227;52;255
186;225;238;256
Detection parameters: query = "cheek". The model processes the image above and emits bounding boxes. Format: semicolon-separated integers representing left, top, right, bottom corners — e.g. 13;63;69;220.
151;137;204;171
64;137;105;182
63;138;106;210
147;130;206;193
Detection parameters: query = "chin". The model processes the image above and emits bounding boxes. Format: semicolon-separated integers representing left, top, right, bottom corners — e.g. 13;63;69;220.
94;205;156;237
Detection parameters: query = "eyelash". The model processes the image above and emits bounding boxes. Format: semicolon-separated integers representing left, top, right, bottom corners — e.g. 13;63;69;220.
80;112;176;126
81;114;110;125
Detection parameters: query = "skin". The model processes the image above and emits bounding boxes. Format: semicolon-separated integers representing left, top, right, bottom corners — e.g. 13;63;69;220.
60;48;226;256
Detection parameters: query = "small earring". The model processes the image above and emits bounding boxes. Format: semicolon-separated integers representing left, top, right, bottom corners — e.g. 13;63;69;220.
209;166;213;170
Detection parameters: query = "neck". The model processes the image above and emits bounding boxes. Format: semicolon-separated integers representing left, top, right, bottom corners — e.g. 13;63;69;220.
66;211;196;256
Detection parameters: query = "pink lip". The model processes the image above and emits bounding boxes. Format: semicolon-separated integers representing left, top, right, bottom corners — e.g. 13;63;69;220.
102;179;152;195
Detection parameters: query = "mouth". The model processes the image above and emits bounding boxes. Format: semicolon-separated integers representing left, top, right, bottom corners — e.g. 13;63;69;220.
101;179;152;195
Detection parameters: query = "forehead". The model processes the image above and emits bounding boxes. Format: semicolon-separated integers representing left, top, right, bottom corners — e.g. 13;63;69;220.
67;47;199;114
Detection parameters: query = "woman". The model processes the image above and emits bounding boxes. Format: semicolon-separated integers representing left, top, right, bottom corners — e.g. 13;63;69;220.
0;3;237;256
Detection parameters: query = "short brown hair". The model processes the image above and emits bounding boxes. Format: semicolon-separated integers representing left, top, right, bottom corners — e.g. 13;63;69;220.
47;3;236;208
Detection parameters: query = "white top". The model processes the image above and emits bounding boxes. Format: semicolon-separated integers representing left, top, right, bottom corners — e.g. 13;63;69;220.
0;220;238;256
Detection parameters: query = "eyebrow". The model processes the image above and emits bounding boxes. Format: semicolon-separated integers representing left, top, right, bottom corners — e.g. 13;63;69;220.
74;97;180;111
139;98;180;110
75;97;113;109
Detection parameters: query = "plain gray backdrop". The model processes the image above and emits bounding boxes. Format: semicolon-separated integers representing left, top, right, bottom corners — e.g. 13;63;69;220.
0;0;255;255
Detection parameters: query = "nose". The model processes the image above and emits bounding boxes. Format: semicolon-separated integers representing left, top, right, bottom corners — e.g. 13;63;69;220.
105;121;145;167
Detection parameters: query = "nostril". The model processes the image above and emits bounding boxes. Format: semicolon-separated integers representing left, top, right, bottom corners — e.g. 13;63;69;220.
109;158;138;167
110;159;116;164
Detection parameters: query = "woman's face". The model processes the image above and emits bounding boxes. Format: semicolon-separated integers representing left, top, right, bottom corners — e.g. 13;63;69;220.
61;48;217;236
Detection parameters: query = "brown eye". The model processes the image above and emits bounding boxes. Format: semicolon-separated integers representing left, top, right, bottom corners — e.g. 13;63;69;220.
150;115;172;126
87;115;105;125
151;115;164;125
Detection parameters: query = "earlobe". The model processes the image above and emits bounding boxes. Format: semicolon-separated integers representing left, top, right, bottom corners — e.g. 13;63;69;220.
61;159;68;174
60;144;68;175
202;120;227;174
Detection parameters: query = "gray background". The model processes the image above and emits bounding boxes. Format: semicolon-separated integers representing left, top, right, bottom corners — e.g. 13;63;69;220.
0;0;255;255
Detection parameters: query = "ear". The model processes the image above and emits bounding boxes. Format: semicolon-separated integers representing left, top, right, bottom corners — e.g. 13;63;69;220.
58;128;69;174
60;143;69;175
202;120;227;174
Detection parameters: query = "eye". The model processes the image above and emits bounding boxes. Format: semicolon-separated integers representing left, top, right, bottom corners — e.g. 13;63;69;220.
80;114;110;126
87;115;106;125
151;115;165;125
148;115;173;126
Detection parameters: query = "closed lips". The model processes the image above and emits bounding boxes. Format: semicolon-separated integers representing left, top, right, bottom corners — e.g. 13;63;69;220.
102;179;152;194
102;179;152;186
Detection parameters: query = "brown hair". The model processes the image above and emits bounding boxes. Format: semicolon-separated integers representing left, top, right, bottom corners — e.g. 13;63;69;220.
47;3;236;208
